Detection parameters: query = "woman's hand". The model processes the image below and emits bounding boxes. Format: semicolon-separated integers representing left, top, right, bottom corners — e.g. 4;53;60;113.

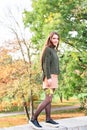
47;78;52;86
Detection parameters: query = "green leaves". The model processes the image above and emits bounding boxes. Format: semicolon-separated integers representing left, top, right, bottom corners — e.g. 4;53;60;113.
23;0;87;106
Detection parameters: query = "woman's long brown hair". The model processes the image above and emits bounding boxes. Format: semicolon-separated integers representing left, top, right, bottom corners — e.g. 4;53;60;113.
40;32;60;69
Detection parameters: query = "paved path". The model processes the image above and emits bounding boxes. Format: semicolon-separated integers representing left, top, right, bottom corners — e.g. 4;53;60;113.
0;105;80;117
0;116;87;130
0;105;87;130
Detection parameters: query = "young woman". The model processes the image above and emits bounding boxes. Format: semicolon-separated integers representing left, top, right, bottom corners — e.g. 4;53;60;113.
29;32;60;129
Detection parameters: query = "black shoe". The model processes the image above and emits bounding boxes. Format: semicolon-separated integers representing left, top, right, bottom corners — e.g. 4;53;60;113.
29;119;42;129
46;119;59;126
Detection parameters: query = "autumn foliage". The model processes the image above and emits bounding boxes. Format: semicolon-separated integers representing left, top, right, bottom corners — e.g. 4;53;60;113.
0;48;41;112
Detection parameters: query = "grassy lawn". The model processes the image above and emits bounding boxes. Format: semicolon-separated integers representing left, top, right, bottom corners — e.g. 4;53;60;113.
0;97;86;128
35;97;80;108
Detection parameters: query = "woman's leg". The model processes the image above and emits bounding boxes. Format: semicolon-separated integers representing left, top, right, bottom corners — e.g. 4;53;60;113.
45;88;55;120
45;103;51;120
32;93;53;121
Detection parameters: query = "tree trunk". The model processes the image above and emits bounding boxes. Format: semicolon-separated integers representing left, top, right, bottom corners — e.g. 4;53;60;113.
59;93;63;103
22;94;30;121
29;89;34;120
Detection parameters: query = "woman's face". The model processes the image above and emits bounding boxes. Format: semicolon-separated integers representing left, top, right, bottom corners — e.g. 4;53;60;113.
51;34;59;47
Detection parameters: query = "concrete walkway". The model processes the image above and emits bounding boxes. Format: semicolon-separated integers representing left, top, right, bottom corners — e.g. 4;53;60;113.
0;116;87;130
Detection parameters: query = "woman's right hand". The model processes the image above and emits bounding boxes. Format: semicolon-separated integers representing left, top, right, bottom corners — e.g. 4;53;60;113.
47;78;52;86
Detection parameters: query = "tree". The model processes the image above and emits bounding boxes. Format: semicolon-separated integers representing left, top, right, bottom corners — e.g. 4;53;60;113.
0;5;41;120
23;0;87;48
23;0;87;106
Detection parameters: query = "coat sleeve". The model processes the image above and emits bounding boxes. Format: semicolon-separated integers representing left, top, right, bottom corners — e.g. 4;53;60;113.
43;47;51;79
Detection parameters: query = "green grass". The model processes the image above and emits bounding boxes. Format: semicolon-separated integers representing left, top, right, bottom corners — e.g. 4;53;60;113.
35;97;80;108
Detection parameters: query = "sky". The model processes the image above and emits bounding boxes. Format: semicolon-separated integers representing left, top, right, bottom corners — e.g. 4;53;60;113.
0;0;32;47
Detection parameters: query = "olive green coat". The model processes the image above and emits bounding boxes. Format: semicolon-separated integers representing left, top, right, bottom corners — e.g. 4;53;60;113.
42;47;60;80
